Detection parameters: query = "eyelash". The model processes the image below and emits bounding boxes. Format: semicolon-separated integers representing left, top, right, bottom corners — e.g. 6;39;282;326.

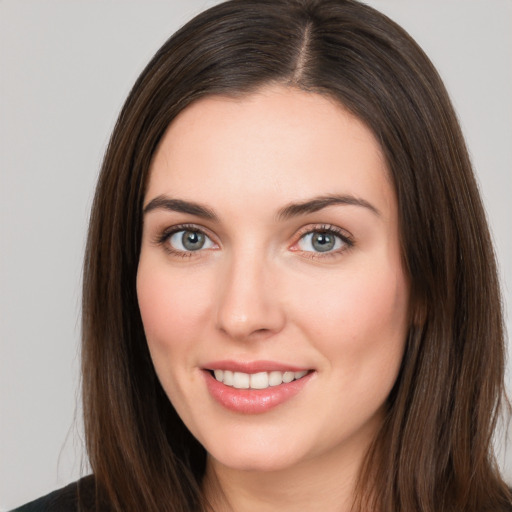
153;223;211;258
292;224;354;260
153;223;354;259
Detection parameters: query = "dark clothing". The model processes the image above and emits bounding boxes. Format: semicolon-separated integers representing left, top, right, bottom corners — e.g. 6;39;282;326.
11;476;97;512
11;475;512;511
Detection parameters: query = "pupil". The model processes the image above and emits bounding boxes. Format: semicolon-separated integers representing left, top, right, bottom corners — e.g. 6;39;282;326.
183;231;205;250
312;232;334;252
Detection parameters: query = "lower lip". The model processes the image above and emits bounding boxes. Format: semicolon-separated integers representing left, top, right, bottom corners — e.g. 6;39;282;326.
203;370;314;414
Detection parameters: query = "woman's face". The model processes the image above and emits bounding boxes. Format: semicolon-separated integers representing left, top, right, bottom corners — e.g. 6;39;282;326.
137;85;409;474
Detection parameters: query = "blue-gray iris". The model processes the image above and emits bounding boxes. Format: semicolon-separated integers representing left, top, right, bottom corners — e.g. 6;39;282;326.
182;231;205;251
312;232;335;252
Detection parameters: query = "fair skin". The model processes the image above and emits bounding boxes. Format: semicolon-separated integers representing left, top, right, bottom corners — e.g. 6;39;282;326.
137;85;409;512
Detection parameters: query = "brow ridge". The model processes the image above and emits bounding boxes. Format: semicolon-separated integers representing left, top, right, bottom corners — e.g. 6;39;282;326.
276;194;380;220
143;195;217;220
143;193;379;222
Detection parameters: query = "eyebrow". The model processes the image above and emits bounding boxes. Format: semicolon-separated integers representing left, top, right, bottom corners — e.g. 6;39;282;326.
276;194;380;220
143;193;380;221
143;195;218;220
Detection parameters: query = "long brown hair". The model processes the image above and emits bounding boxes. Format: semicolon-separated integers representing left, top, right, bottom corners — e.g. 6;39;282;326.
82;1;510;510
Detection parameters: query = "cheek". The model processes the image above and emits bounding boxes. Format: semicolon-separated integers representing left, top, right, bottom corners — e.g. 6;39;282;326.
291;260;409;372
136;262;214;357
136;260;218;420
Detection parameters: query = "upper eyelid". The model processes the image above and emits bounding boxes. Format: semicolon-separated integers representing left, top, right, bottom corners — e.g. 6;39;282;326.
154;227;352;263
294;223;351;236
154;224;218;256
157;223;351;239
151;223;217;249
292;224;354;244
161;223;215;238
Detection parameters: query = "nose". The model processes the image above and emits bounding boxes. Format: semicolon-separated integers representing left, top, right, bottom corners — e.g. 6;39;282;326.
215;250;286;342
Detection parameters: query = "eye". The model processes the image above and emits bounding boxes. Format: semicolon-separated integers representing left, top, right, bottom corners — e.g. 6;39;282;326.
167;229;216;252
295;226;352;255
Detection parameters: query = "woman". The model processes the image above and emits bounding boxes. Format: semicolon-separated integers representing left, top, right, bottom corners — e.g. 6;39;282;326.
13;0;511;510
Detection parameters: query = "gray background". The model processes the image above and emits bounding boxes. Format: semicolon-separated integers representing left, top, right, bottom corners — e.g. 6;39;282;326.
1;1;511;509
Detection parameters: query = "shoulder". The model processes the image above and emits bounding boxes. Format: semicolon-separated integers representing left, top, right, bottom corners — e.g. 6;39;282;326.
10;475;98;512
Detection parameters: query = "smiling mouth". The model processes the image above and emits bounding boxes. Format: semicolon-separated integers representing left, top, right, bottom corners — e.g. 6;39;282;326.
208;369;310;390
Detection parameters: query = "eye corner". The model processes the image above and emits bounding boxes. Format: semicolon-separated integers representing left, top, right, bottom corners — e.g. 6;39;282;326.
152;223;220;257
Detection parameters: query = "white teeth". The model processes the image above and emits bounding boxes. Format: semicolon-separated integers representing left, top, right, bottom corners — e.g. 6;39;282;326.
282;371;294;383
250;372;269;389
268;371;283;386
211;369;309;389
233;372;250;389
223;370;234;386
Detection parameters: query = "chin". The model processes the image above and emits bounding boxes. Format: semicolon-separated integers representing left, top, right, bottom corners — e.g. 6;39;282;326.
201;427;316;474
209;449;302;473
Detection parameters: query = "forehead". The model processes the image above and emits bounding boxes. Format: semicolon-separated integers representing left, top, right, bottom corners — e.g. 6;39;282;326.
147;85;394;220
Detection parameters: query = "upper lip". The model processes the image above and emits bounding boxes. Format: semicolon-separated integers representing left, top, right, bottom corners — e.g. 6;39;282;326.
203;360;312;373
